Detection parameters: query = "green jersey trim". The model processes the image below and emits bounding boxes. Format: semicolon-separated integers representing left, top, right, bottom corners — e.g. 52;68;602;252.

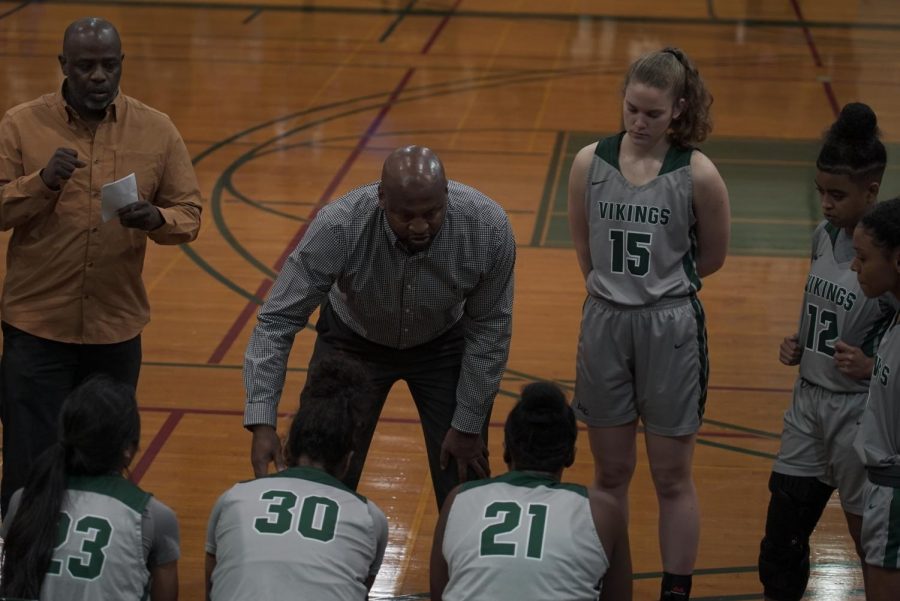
594;132;693;175
66;475;151;514
690;295;710;418
681;226;702;293
883;487;900;568
457;470;588;498
862;309;895;357
257;466;367;502
824;222;841;249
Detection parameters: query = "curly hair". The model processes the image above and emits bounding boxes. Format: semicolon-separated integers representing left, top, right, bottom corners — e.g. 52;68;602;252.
624;47;713;148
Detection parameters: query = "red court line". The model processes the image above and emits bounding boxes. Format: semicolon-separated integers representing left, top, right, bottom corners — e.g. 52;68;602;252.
130;410;184;484
207;2;462;364
137;406;767;439
787;0;840;117
421;0;463;54
208;278;273;364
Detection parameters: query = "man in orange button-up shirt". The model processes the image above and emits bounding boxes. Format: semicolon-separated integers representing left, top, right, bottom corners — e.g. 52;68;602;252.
0;17;202;514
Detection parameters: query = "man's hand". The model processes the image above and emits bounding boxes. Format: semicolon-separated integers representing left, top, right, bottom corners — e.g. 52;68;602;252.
118;201;164;231
779;333;802;366
440;428;490;484
250;425;285;478
40;148;86;190
834;340;874;381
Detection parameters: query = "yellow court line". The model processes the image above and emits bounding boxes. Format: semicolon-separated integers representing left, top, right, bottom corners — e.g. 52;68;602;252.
525;4;574;153
540;131;569;246
145;250;185;296
446;0;519;149
302;19;386;115
393;464;434;593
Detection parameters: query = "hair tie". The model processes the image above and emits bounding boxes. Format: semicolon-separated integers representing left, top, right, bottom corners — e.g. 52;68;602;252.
663;48;683;63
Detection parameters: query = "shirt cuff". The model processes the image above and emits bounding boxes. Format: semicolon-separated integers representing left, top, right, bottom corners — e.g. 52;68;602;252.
243;400;279;429
27;170;63;201
450;409;486;435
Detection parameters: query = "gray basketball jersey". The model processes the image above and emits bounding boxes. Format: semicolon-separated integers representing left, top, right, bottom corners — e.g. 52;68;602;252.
798;222;893;393
584;133;699;306
856;315;900;468
442;471;608;601
206;466;388;601
40;476;152;601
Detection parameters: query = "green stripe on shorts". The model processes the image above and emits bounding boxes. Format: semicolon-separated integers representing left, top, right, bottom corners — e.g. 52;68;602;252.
884;487;900;568
690;295;710;419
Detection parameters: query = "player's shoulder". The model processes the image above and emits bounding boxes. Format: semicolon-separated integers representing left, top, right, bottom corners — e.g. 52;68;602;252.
689;148;720;178
146;495;179;529
577;141;601;161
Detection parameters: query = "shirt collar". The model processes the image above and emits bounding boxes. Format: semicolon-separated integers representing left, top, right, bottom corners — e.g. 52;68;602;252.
55;79;122;124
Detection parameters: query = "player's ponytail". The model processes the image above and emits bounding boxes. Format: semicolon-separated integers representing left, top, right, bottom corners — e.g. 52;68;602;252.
624;47;713;148
504;382;577;472
287;355;373;475
817;102;886;185
1;375;140;598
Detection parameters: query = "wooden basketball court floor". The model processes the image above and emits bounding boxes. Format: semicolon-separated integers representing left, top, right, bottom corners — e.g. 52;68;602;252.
1;1;900;599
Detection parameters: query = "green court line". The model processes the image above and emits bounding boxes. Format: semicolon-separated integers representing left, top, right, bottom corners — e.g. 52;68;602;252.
703;418;780;439
696;438;776;460
142;360;775;457
535;131;900;256
224;177;307;222
32;1;900;32
531;131;566;247
177;245;264;304
378;0;418;43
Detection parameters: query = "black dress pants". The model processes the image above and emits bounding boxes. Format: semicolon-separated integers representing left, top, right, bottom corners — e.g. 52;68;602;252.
308;304;490;509
0;322;141;516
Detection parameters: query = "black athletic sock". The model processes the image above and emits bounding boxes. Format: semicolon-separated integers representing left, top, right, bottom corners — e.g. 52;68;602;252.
660;572;692;601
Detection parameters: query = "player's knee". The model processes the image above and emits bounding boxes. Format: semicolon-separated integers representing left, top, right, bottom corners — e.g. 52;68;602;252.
596;459;635;491
649;464;692;500
758;472;833;601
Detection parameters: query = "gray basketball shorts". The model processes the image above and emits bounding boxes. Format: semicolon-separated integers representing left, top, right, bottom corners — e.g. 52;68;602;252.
772;378;867;514
573;294;708;436
861;481;900;569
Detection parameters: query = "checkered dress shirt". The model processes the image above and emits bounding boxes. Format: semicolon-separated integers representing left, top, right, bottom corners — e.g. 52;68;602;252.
243;181;515;433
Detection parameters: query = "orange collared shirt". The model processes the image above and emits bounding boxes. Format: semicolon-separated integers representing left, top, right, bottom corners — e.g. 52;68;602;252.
0;88;202;344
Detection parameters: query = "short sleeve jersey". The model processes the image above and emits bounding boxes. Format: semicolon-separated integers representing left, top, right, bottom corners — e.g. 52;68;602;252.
856;315;900;468
798;222;893;393
441;471;609;601
206;466;388;601
584;133;698;306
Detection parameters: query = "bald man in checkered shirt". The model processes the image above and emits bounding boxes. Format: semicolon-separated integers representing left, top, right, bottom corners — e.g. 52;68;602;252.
243;145;515;508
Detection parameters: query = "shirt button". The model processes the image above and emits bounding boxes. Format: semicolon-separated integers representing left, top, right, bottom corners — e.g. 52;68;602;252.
91;227;98;233
403;328;409;332
87;262;93;268
407;285;412;289
405;309;410;313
